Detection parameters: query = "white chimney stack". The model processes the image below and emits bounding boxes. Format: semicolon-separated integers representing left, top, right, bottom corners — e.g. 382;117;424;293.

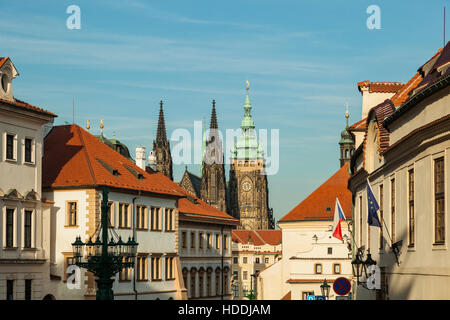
135;146;146;170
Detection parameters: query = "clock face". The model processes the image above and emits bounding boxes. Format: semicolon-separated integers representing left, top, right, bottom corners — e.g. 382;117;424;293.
242;181;252;192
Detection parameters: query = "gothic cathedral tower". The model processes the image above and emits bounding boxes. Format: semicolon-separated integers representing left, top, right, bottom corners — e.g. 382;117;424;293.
228;85;273;230
153;100;173;180
200;100;228;212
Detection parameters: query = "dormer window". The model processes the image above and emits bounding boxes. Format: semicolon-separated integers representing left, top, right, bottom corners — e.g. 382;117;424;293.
0;58;19;101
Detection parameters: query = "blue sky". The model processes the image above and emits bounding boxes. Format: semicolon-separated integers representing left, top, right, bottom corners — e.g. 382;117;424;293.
1;0;448;223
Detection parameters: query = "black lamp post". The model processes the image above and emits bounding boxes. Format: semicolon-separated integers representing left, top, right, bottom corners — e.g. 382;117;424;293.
320;279;330;299
363;252;376;278
71;187;138;300
351;253;365;284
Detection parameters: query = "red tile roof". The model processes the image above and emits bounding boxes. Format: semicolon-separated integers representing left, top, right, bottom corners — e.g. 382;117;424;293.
279;164;352;222
348;117;367;131
43;124;185;197
0;97;56;117
358;80;404;93
43;124;237;222
390;72;422;107
232;230;282;246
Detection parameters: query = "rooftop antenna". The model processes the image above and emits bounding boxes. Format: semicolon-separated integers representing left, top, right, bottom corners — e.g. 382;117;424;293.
72;98;75;124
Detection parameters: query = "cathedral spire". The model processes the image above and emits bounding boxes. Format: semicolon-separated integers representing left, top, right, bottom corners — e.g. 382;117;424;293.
210;99;218;130
156;100;167;143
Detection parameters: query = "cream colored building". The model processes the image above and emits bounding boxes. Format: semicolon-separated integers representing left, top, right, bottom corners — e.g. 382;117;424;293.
0;57;57;300
257;164;353;300
231;230;282;299
348;43;450;299
42;124;187;300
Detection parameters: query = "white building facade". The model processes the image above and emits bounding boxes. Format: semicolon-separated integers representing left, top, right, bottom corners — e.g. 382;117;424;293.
0;57;56;300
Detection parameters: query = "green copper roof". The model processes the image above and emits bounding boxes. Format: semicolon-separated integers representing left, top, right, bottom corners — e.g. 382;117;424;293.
232;90;263;160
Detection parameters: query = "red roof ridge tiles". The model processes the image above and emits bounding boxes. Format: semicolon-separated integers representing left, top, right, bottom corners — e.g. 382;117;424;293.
232;230;282;246
279;163;352;222
357;80;405;94
390;72;422;107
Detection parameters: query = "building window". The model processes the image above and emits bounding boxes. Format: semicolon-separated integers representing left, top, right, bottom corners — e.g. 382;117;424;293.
136;205;147;230
207;233;212;249
327;247;332;255
151;256;161;280
224;235;229;250
119;257;132;281
198;272;204;297
302;291;314;300
108;201;114;227
24;138;33;163
264;257;269;264
434;158;445;244
243;257;247;264
191;232;196;248
379;184;384;249
151;207;161;231
165;209;174;231
255;257;260;264
199;233;204;249
136;255;148;281
6;280;14;300
233;270;238;281
215;272;220;296
210;172;217;201
233;284;239;297
233;256;238;264
224;274;228;295
333;263;341;274
6;133;16;160
24;210;32;248
6;208;14;248
408;169;415;246
25;279;32;300
215;234;220;249
182;232;187;249
206;272;212;296
118;203;130;229
314;264;322;274
165;257;175;280
66;201;77;227
243;271;248;280
391;178;396;243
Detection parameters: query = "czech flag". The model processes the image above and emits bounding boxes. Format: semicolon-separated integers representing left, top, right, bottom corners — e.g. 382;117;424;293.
332;198;346;241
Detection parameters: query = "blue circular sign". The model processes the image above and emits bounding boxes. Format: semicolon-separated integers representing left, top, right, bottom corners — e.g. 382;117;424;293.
333;277;351;296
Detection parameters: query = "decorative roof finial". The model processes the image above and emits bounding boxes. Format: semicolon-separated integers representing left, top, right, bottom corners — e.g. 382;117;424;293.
246;80;250;91
345;103;349;128
113;131;116;137
100;119;104;136
86;120;90;131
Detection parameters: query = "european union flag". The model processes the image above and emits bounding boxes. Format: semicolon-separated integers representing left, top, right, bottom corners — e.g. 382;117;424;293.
366;180;381;227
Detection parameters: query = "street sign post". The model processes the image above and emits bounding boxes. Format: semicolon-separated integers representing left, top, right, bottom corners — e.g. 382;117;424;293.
333;277;351;296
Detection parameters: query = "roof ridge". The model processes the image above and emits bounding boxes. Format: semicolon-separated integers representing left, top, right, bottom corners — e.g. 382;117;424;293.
76;125;97;186
253;230;267;245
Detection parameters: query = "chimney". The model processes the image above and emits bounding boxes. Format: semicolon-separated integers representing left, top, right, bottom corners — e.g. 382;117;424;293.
135;147;146;170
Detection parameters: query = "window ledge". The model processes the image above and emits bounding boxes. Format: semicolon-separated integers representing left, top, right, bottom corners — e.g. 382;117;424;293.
2;247;18;251
64;225;79;228
23;161;35;166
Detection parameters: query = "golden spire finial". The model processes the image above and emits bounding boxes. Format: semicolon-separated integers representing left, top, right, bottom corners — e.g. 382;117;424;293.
100;119;104;136
345;103;349;128
246;80;250;91
86;120;90;131
113;131;116;137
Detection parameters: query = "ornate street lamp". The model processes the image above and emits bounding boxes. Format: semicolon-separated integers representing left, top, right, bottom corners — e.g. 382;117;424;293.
363;252;376;278
71;187;138;300
320;279;330;299
351;253;364;284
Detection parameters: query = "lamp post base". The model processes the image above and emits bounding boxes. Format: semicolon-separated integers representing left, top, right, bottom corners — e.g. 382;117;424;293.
96;277;115;300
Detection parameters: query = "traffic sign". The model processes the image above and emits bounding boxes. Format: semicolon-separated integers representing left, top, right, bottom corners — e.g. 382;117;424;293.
306;295;315;300
333;277;351;296
315;296;326;300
